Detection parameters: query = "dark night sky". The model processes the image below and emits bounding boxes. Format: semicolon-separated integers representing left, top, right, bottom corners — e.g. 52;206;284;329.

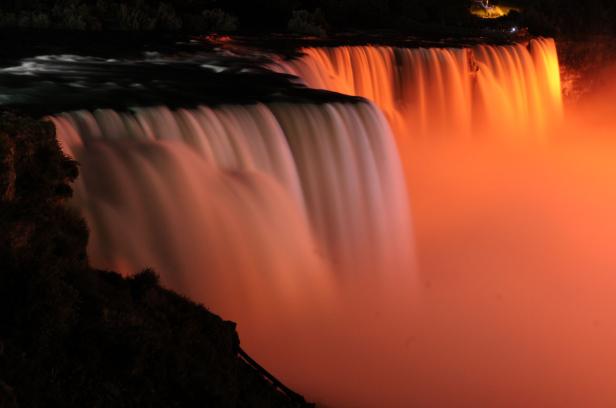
0;0;613;36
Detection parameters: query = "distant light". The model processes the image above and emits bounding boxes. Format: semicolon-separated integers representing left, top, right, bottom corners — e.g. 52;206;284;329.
470;4;521;19
511;26;518;33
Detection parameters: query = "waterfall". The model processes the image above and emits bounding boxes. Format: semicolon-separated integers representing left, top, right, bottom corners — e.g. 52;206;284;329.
49;38;565;327
43;37;585;407
51;101;414;324
273;38;563;141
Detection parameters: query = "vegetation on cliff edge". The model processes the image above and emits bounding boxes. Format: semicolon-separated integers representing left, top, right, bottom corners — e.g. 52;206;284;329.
0;0;613;36
0;110;310;408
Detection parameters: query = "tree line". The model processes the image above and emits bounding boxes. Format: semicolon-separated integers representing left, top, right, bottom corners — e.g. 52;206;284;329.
0;0;613;36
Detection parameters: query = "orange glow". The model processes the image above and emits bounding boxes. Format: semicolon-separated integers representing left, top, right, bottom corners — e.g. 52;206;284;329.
470;5;511;18
275;38;563;142
196;34;233;45
470;2;519;19
263;40;616;407
273;38;565;209
52;38;616;407
263;49;616;407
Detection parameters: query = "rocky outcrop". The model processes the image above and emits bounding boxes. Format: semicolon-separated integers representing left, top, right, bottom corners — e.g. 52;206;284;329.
0;110;311;408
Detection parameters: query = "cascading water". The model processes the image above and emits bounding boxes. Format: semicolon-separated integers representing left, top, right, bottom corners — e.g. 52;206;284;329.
273;38;563;141
51;101;414;333
44;37;616;408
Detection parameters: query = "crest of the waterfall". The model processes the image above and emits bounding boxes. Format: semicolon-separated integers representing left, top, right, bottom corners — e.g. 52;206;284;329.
472;38;564;137
50;100;414;321
272;38;564;142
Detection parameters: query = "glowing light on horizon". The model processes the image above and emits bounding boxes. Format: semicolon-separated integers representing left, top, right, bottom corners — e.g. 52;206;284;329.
470;1;519;19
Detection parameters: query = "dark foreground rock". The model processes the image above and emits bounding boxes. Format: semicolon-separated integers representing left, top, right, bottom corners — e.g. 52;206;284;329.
0;110;311;408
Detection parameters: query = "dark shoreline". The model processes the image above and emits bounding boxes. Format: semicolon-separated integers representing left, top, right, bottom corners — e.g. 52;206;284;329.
0;109;314;408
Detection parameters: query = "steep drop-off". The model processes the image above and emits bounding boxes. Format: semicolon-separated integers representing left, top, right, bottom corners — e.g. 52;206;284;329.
0;110;310;408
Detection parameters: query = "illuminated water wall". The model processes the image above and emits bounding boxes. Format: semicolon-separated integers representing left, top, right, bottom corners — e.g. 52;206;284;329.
51;102;413;325
274;38;563;141
49;39;602;408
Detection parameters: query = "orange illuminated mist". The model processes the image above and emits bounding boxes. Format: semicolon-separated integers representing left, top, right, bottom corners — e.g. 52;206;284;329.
54;37;616;407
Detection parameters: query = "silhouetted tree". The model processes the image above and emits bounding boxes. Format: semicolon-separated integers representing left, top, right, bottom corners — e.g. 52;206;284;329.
0;110;311;408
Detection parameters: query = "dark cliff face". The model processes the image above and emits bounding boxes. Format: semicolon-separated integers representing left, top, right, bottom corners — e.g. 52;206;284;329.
0;110;310;408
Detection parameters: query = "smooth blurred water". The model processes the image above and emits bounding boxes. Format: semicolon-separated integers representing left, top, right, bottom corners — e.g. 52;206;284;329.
41;37;616;408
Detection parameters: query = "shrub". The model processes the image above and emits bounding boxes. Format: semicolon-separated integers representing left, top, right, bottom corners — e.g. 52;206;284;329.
51;4;92;30
288;9;327;36
0;12;18;28
117;4;151;30
202;8;238;32
30;12;51;29
155;2;182;31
